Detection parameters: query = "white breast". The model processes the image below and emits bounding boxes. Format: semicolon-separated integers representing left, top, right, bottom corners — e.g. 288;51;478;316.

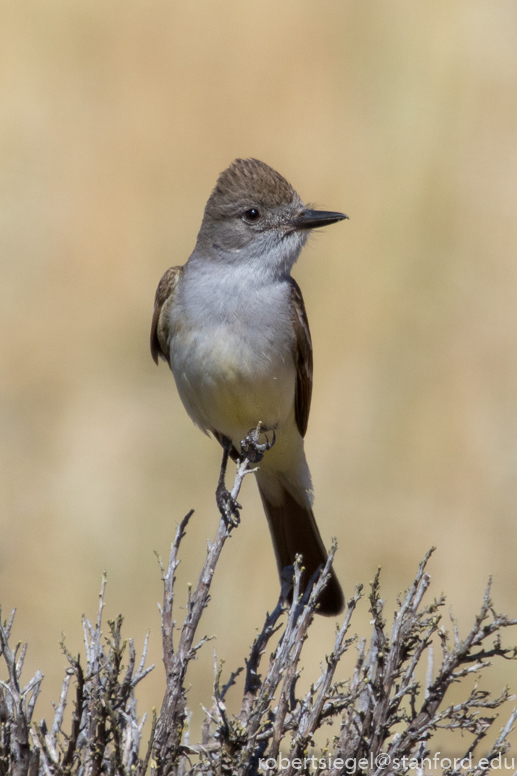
168;261;296;443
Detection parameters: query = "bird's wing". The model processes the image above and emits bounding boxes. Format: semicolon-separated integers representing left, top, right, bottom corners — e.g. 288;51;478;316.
150;266;184;366
289;277;313;438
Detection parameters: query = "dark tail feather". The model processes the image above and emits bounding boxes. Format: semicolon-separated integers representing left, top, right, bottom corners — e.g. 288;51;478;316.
257;483;345;616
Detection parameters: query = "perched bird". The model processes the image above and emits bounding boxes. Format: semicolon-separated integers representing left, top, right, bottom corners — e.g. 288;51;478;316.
151;159;347;615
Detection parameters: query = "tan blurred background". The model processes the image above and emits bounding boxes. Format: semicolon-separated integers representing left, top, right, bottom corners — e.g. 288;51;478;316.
1;0;517;753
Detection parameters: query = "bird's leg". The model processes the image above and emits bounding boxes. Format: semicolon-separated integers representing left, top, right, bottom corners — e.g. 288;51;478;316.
216;436;242;527
240;421;276;464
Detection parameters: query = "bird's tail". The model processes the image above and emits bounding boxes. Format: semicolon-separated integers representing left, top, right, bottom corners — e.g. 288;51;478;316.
256;477;345;616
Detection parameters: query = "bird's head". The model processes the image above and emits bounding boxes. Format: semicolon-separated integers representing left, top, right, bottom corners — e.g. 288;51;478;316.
194;158;347;273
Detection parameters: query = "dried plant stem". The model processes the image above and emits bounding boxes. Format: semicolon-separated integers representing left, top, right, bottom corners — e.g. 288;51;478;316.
0;449;516;776
153;448;260;774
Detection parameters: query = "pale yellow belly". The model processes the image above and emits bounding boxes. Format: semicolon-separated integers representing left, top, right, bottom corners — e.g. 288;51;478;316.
171;327;296;443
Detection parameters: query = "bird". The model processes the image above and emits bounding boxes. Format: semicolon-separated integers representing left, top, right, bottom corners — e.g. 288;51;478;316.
150;158;348;616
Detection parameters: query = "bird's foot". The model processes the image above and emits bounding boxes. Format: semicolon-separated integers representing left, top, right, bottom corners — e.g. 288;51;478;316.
216;483;241;527
240;422;276;464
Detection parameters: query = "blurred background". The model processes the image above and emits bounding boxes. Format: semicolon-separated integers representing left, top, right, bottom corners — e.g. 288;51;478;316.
1;0;517;755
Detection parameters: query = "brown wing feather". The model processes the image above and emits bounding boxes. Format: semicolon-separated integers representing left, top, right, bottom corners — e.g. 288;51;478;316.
289;278;313;437
150;266;183;366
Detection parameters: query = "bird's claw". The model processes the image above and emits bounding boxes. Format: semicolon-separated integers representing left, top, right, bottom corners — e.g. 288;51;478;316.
216;484;241;527
240;424;276;464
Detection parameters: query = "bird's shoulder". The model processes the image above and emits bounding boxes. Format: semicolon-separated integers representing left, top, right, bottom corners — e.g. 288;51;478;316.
288;277;313;437
150;265;184;365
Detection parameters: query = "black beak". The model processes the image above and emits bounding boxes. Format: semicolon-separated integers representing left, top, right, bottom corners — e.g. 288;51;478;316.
290;209;349;231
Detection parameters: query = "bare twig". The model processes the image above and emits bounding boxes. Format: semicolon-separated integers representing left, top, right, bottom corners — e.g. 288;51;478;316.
153;430;264;774
0;469;515;776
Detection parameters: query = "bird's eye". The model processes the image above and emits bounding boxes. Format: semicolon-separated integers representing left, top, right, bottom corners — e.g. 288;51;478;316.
243;208;261;222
